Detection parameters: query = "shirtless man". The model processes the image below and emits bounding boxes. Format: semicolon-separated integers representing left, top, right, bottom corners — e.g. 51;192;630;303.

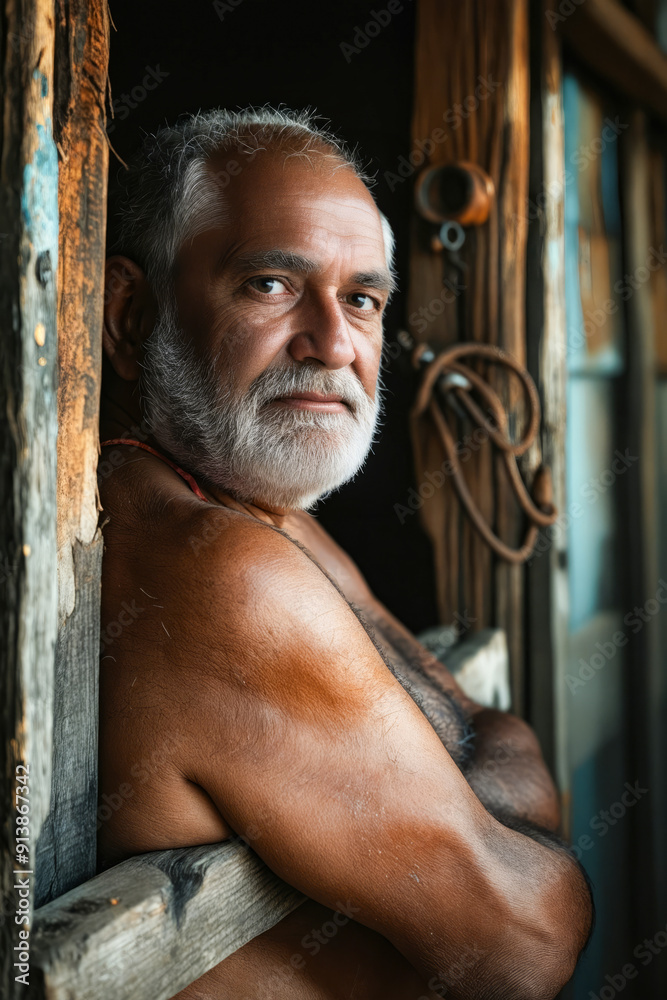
97;108;593;1000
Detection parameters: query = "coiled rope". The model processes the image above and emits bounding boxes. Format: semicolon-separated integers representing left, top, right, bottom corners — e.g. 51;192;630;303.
410;342;558;563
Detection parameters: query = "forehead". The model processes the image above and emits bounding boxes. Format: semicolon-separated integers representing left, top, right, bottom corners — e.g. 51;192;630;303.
201;148;387;270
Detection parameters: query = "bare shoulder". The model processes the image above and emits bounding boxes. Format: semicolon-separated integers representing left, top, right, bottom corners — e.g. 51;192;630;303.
181;502;346;607
173;502;390;695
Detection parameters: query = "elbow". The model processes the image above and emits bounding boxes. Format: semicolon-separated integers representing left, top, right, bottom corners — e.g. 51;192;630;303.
492;857;594;1000
421;823;594;1000
506;925;588;1000
454;925;586;1000
452;856;594;1000
425;914;589;1000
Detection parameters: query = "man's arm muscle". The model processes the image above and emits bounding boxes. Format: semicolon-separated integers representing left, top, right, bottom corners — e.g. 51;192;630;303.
170;513;591;1000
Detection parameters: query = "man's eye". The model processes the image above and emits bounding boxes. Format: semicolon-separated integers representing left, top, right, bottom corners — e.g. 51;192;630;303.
347;292;377;312
248;277;289;294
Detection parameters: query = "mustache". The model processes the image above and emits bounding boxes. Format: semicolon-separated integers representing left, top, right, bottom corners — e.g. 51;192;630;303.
245;363;373;413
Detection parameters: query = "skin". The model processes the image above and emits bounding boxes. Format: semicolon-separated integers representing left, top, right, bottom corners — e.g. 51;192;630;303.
98;148;592;1000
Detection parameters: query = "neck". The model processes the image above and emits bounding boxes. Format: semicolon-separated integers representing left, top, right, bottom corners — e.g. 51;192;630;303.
101;396;295;530
197;480;297;528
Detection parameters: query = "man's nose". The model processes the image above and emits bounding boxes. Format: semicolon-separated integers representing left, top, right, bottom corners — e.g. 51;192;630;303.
287;293;356;369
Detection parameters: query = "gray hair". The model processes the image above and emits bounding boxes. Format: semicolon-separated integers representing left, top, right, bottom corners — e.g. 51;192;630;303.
111;106;395;297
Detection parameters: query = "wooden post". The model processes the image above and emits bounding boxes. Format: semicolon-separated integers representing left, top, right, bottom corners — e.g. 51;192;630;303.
524;0;570;811
34;0;110;908
0;2;59;995
408;0;533;709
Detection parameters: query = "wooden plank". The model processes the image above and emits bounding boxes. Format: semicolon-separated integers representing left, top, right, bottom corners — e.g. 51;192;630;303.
0;2;59;996
443;628;510;709
35;542;103;903
525;0;570;793
34;0;110;907
418;626;511;708
494;0;530;713
561;0;667;120
30;840;305;1000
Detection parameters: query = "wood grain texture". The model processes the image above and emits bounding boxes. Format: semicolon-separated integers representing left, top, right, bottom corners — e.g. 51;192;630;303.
0;2;59;997
494;0;530;711
30;840;305;1000
525;0;569;796
33;0;110;907
35;540;103;905
408;0;533;708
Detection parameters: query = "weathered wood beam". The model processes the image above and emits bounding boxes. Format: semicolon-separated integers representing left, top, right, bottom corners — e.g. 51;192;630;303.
34;0;110;908
0;1;59;997
30;840;305;1000
525;0;570;798
561;0;667;120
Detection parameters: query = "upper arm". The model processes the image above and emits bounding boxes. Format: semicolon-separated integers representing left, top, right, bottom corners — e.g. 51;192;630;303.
170;517;585;996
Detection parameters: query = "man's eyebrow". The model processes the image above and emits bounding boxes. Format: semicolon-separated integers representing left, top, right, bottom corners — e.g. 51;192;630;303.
350;269;397;296
228;249;319;275
227;249;397;296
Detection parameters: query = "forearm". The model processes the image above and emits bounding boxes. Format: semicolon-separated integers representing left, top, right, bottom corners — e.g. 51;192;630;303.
465;707;562;832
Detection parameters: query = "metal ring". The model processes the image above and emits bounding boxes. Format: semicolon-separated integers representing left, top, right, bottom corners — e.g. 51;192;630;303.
438;221;465;252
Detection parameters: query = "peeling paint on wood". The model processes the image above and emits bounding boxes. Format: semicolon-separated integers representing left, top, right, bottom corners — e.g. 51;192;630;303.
34;0;110;907
0;3;59;998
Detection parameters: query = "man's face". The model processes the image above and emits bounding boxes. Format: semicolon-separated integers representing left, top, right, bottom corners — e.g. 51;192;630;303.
140;149;394;511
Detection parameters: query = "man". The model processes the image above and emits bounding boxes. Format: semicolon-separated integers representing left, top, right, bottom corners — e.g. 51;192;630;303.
98;108;593;1000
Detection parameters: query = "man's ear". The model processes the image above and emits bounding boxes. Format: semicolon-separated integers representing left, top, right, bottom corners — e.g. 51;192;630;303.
103;256;158;381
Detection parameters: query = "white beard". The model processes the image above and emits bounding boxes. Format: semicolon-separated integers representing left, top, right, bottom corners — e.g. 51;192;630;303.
138;304;382;510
